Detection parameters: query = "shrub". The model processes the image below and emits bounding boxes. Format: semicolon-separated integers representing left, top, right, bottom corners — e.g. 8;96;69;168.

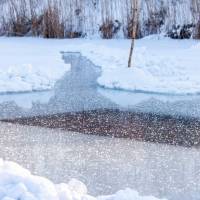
30;15;43;36
126;17;141;38
144;8;166;36
194;20;200;39
8;16;31;36
99;20;121;39
42;4;64;38
168;24;195;39
65;31;82;38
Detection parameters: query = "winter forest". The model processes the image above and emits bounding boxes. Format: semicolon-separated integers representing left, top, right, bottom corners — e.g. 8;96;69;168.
0;0;200;39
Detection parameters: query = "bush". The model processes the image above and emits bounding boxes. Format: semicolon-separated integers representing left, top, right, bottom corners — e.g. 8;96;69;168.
65;31;82;38
42;5;64;38
126;17;141;38
8;16;31;36
99;20;121;39
194;20;200;39
3;0;83;38
143;8;166;36
168;24;195;39
30;15;43;36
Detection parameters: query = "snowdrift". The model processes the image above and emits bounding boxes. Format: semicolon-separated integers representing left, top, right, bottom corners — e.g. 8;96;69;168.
0;37;200;95
0;159;165;200
97;41;200;95
0;37;70;93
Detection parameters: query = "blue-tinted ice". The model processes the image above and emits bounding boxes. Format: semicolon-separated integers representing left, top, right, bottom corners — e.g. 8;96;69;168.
0;52;200;119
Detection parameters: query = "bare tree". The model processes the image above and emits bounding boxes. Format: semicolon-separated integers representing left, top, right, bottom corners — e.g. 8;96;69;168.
192;0;200;38
128;0;139;68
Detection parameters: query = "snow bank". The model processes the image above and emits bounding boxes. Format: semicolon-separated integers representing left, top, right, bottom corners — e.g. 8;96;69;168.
0;37;200;94
66;37;200;95
0;159;165;200
99;189;164;200
97;45;200;94
0;37;70;93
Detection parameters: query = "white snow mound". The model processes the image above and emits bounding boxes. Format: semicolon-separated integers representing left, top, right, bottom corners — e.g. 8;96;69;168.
0;159;166;200
66;38;200;95
1;37;199;94
0;38;70;93
97;44;200;94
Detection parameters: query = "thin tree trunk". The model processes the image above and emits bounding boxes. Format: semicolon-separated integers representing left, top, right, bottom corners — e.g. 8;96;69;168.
128;0;139;68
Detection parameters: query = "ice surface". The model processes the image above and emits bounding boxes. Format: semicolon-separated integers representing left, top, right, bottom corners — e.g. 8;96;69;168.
0;122;199;200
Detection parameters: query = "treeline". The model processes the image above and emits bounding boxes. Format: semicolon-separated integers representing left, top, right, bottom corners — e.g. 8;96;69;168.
0;0;200;39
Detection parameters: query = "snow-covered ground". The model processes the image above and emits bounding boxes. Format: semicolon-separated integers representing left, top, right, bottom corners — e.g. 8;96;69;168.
0;37;70;93
0;159;164;200
0;36;200;94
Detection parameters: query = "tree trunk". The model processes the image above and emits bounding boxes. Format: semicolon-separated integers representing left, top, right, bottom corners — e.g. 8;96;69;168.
128;0;139;68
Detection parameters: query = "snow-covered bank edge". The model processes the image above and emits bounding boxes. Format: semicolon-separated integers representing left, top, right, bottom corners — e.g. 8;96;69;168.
64;37;200;95
0;37;71;93
0;159;165;200
1;37;200;95
95;41;200;95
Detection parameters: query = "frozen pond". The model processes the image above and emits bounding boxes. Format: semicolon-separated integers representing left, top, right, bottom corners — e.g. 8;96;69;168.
0;122;200;200
0;52;200;119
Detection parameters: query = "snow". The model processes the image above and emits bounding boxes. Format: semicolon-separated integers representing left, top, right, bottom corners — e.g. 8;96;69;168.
0;159;165;200
59;37;200;95
99;189;163;200
0;37;70;93
96;41;200;94
0;36;200;95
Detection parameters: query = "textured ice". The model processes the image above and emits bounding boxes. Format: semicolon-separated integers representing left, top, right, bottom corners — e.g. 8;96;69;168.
0;122;199;200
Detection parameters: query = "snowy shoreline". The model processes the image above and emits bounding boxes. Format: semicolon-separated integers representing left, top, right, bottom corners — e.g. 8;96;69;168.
0;36;200;95
0;37;71;93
